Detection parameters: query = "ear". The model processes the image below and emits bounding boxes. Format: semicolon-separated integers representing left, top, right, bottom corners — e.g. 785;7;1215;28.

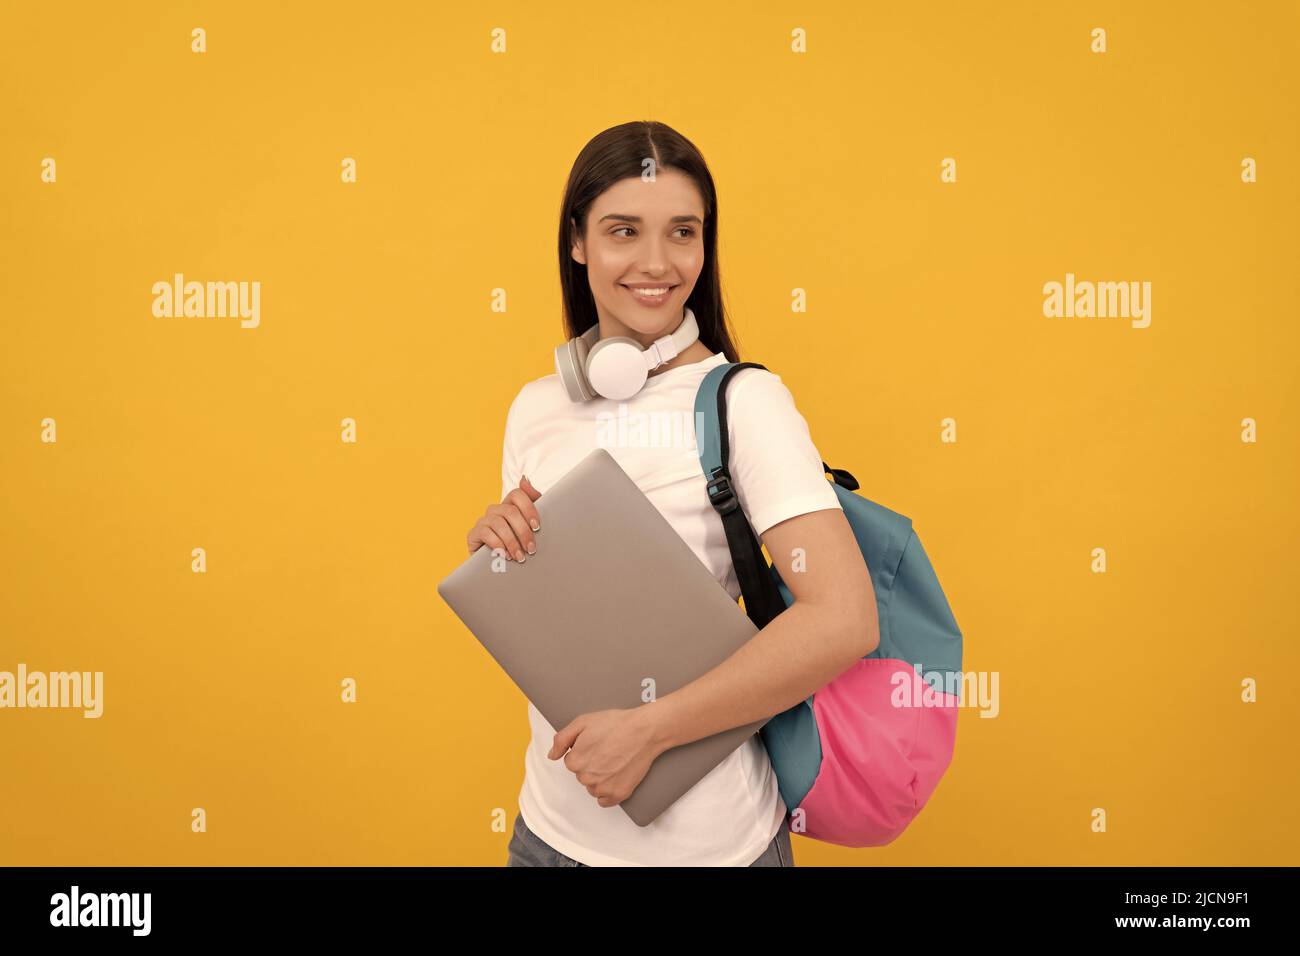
569;217;586;266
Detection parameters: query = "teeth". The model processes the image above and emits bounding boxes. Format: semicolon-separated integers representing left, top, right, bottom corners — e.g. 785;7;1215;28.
628;286;670;296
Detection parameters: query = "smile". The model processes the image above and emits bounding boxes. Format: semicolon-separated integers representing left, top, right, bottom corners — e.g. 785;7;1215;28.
621;284;678;305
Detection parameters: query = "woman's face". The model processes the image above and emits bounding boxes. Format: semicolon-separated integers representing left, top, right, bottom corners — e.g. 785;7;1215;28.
571;168;706;346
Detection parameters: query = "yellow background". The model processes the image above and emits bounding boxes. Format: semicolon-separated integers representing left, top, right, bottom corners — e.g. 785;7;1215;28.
2;0;1297;865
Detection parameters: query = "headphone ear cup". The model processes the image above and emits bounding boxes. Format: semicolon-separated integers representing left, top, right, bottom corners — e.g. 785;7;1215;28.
555;333;596;402
586;335;649;401
573;331;597;399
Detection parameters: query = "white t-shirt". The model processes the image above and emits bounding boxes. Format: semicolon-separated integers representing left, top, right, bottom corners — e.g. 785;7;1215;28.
498;349;842;866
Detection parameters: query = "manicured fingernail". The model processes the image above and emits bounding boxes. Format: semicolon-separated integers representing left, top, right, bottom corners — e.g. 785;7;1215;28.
527;543;536;554
530;520;540;531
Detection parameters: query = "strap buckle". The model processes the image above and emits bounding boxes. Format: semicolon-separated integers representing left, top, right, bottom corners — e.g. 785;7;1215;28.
706;469;739;516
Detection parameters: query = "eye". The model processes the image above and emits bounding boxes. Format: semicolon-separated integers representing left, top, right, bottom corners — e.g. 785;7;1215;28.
610;225;696;239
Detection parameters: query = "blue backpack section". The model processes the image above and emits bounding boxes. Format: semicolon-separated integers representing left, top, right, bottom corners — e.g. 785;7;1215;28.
692;361;964;813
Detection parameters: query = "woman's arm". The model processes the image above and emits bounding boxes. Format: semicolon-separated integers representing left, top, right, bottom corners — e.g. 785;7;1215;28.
547;501;879;807
643;505;878;752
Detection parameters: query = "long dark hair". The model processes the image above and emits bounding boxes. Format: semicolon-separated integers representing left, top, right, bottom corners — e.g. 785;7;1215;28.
557;121;742;363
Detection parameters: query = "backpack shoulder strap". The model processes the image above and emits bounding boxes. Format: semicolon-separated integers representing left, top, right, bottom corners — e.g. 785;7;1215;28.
694;362;788;629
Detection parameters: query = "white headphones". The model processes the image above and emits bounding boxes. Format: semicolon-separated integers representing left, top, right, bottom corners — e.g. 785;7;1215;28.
554;307;700;402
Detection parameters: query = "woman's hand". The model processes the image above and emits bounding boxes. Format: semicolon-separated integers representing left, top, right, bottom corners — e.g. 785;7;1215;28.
467;475;542;563
547;707;665;808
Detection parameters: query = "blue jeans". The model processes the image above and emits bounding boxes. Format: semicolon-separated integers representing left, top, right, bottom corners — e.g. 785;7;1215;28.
505;811;795;867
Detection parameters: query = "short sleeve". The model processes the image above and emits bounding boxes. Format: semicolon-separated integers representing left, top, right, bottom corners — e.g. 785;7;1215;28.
500;390;524;502
725;370;842;537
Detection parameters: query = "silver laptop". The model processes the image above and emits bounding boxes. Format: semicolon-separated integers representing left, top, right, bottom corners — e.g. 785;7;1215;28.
437;447;770;827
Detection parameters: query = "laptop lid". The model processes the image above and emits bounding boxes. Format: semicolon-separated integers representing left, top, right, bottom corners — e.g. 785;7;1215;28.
437;447;769;827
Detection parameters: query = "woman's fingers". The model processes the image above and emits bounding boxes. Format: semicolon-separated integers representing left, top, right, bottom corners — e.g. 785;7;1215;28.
519;474;543;502
468;526;508;558
478;515;520;562
489;504;536;560
465;478;543;562
467;513;523;561
506;486;542;534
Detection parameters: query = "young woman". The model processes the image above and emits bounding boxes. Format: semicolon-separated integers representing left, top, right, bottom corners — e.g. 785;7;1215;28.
466;121;878;867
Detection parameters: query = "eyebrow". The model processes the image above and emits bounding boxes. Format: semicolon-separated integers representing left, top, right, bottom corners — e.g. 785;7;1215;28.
597;213;703;225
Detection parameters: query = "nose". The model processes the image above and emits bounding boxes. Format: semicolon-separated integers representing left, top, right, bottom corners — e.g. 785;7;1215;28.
634;233;671;277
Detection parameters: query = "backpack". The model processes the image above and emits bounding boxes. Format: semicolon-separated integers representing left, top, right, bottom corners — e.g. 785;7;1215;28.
693;362;963;848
